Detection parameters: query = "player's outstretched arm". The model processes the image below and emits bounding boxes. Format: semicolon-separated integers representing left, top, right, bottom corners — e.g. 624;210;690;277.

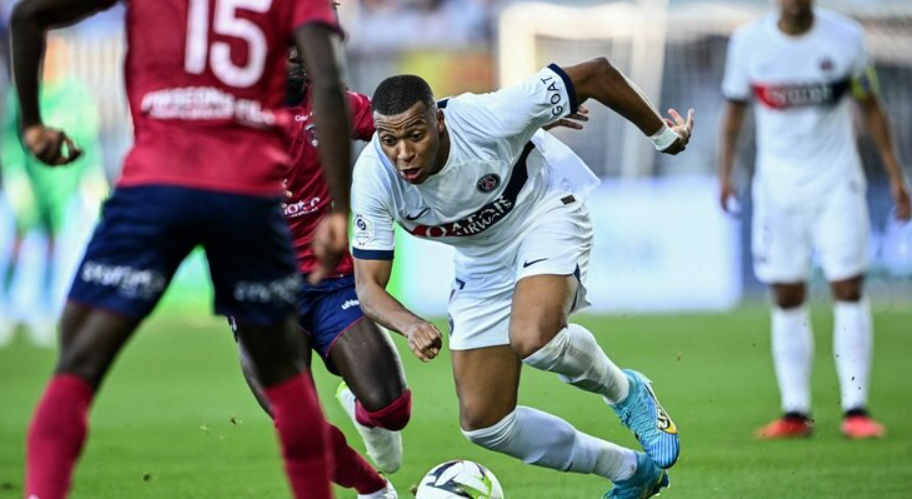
10;0;115;165
353;258;442;363
857;95;912;221
563;58;693;155
718;100;748;214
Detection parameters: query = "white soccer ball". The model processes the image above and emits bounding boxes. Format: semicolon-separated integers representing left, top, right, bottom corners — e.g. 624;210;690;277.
415;460;504;499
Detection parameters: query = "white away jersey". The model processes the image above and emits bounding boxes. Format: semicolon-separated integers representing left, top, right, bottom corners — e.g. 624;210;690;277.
351;64;599;261
722;9;874;206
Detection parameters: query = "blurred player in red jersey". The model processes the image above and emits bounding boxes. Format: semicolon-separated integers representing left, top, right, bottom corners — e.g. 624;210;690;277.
11;0;353;498
231;48;404;498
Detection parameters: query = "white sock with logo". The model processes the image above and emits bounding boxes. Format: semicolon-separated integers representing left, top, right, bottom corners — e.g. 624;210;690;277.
771;306;814;415
462;406;637;482
833;299;873;412
522;323;629;404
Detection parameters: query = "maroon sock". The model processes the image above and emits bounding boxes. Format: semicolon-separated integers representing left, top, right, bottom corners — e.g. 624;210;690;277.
326;424;387;494
355;390;412;431
26;374;94;499
264;373;334;499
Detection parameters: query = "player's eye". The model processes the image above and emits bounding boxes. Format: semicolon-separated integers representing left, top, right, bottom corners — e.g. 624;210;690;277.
411;132;424;141
381;136;397;146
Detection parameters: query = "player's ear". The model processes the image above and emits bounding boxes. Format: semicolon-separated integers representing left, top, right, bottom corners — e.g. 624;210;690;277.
436;108;446;133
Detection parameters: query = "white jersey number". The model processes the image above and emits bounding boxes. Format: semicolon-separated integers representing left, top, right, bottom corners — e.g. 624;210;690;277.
185;0;273;88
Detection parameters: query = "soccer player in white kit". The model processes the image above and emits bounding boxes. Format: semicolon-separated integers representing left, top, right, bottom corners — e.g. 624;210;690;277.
718;0;912;439
351;59;693;498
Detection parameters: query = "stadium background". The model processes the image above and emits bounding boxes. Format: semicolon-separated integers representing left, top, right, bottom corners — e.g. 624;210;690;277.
0;0;910;497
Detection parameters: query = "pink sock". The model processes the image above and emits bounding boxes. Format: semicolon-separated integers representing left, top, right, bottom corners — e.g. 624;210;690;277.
264;373;334;499
355;390;412;431
327;424;387;494
26;374;94;499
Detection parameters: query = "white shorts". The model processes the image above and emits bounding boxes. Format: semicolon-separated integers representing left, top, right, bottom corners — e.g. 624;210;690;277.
752;178;870;283
447;200;593;351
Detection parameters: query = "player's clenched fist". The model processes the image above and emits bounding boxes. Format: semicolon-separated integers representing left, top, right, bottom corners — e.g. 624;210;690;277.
402;320;442;363
23;125;82;166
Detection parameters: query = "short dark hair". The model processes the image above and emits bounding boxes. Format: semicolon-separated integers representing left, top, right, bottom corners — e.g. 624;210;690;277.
372;75;436;116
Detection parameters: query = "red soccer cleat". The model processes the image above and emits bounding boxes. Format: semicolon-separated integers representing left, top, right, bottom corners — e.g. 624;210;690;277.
841;413;885;439
756;414;814;439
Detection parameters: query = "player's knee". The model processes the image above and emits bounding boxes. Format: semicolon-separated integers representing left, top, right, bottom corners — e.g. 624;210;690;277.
509;321;564;360
773;284;806;309
357;390;412;431
461;410;518;451
831;277;863;302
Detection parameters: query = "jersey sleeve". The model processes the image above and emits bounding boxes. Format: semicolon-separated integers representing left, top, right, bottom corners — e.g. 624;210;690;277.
351;150;395;260
849;25;879;99
286;0;339;36
456;64;578;144
721;30;751;102
347;91;375;141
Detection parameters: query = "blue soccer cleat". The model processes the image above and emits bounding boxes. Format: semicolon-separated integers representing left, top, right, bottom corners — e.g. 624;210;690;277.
605;452;670;499
611;369;679;469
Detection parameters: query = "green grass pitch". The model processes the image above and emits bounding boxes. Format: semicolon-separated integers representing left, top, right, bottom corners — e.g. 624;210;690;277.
2;305;911;498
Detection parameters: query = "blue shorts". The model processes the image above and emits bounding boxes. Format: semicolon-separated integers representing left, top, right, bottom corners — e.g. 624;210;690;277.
297;274;366;361
69;185;298;325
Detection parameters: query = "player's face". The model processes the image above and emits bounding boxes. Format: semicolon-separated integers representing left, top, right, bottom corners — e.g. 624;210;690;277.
778;0;813;22
374;102;442;185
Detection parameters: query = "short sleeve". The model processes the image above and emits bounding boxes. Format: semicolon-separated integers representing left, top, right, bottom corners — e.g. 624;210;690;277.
347;91;375;141
454;64;578;144
721;31;751;102
287;0;339;36
350;149;395;260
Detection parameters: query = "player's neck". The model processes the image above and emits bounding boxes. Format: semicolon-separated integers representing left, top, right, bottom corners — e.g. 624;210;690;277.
777;11;814;37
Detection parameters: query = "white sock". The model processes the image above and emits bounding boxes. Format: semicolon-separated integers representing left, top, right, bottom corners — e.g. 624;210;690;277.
462;406;637;482
771;306;814;415
522;324;629;404
833;299;873;412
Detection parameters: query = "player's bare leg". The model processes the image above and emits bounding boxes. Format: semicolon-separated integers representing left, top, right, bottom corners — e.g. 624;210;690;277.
511;273;679;470
829;275;882;438
332;319;410;473
26;301;140;499
237;326;394;496
454;344;647;491
759;282;815;439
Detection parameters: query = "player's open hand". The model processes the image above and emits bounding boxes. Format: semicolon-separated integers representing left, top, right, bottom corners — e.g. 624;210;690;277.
23;125;82;166
309;212;349;284
890;179;912;221
402;320;442;363
543;105;590;131
661;108;695;155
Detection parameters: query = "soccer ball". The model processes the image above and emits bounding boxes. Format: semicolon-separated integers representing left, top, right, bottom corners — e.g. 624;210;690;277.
415;460;504;499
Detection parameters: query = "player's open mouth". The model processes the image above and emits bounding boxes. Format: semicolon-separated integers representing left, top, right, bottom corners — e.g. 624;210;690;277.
400;167;422;182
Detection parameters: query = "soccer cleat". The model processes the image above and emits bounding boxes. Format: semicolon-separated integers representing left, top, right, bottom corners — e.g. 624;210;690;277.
756;413;814;439
605;452;670;499
841;410;885;439
357;477;398;499
337;382;403;474
611;370;680;469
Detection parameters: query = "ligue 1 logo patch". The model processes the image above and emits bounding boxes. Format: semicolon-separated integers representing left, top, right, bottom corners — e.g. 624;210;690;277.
476;173;501;193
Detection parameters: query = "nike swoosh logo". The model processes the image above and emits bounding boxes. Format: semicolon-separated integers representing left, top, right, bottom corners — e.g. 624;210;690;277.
405;208;430;221
523;258;548;268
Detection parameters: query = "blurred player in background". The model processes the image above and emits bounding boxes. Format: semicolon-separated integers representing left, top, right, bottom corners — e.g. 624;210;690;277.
11;0;353;498
351;59;692;499
232;47;402;499
719;0;911;439
0;37;105;347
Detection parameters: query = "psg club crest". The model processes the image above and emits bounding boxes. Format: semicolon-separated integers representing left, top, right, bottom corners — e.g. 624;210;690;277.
820;58;834;72
476;173;501;193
